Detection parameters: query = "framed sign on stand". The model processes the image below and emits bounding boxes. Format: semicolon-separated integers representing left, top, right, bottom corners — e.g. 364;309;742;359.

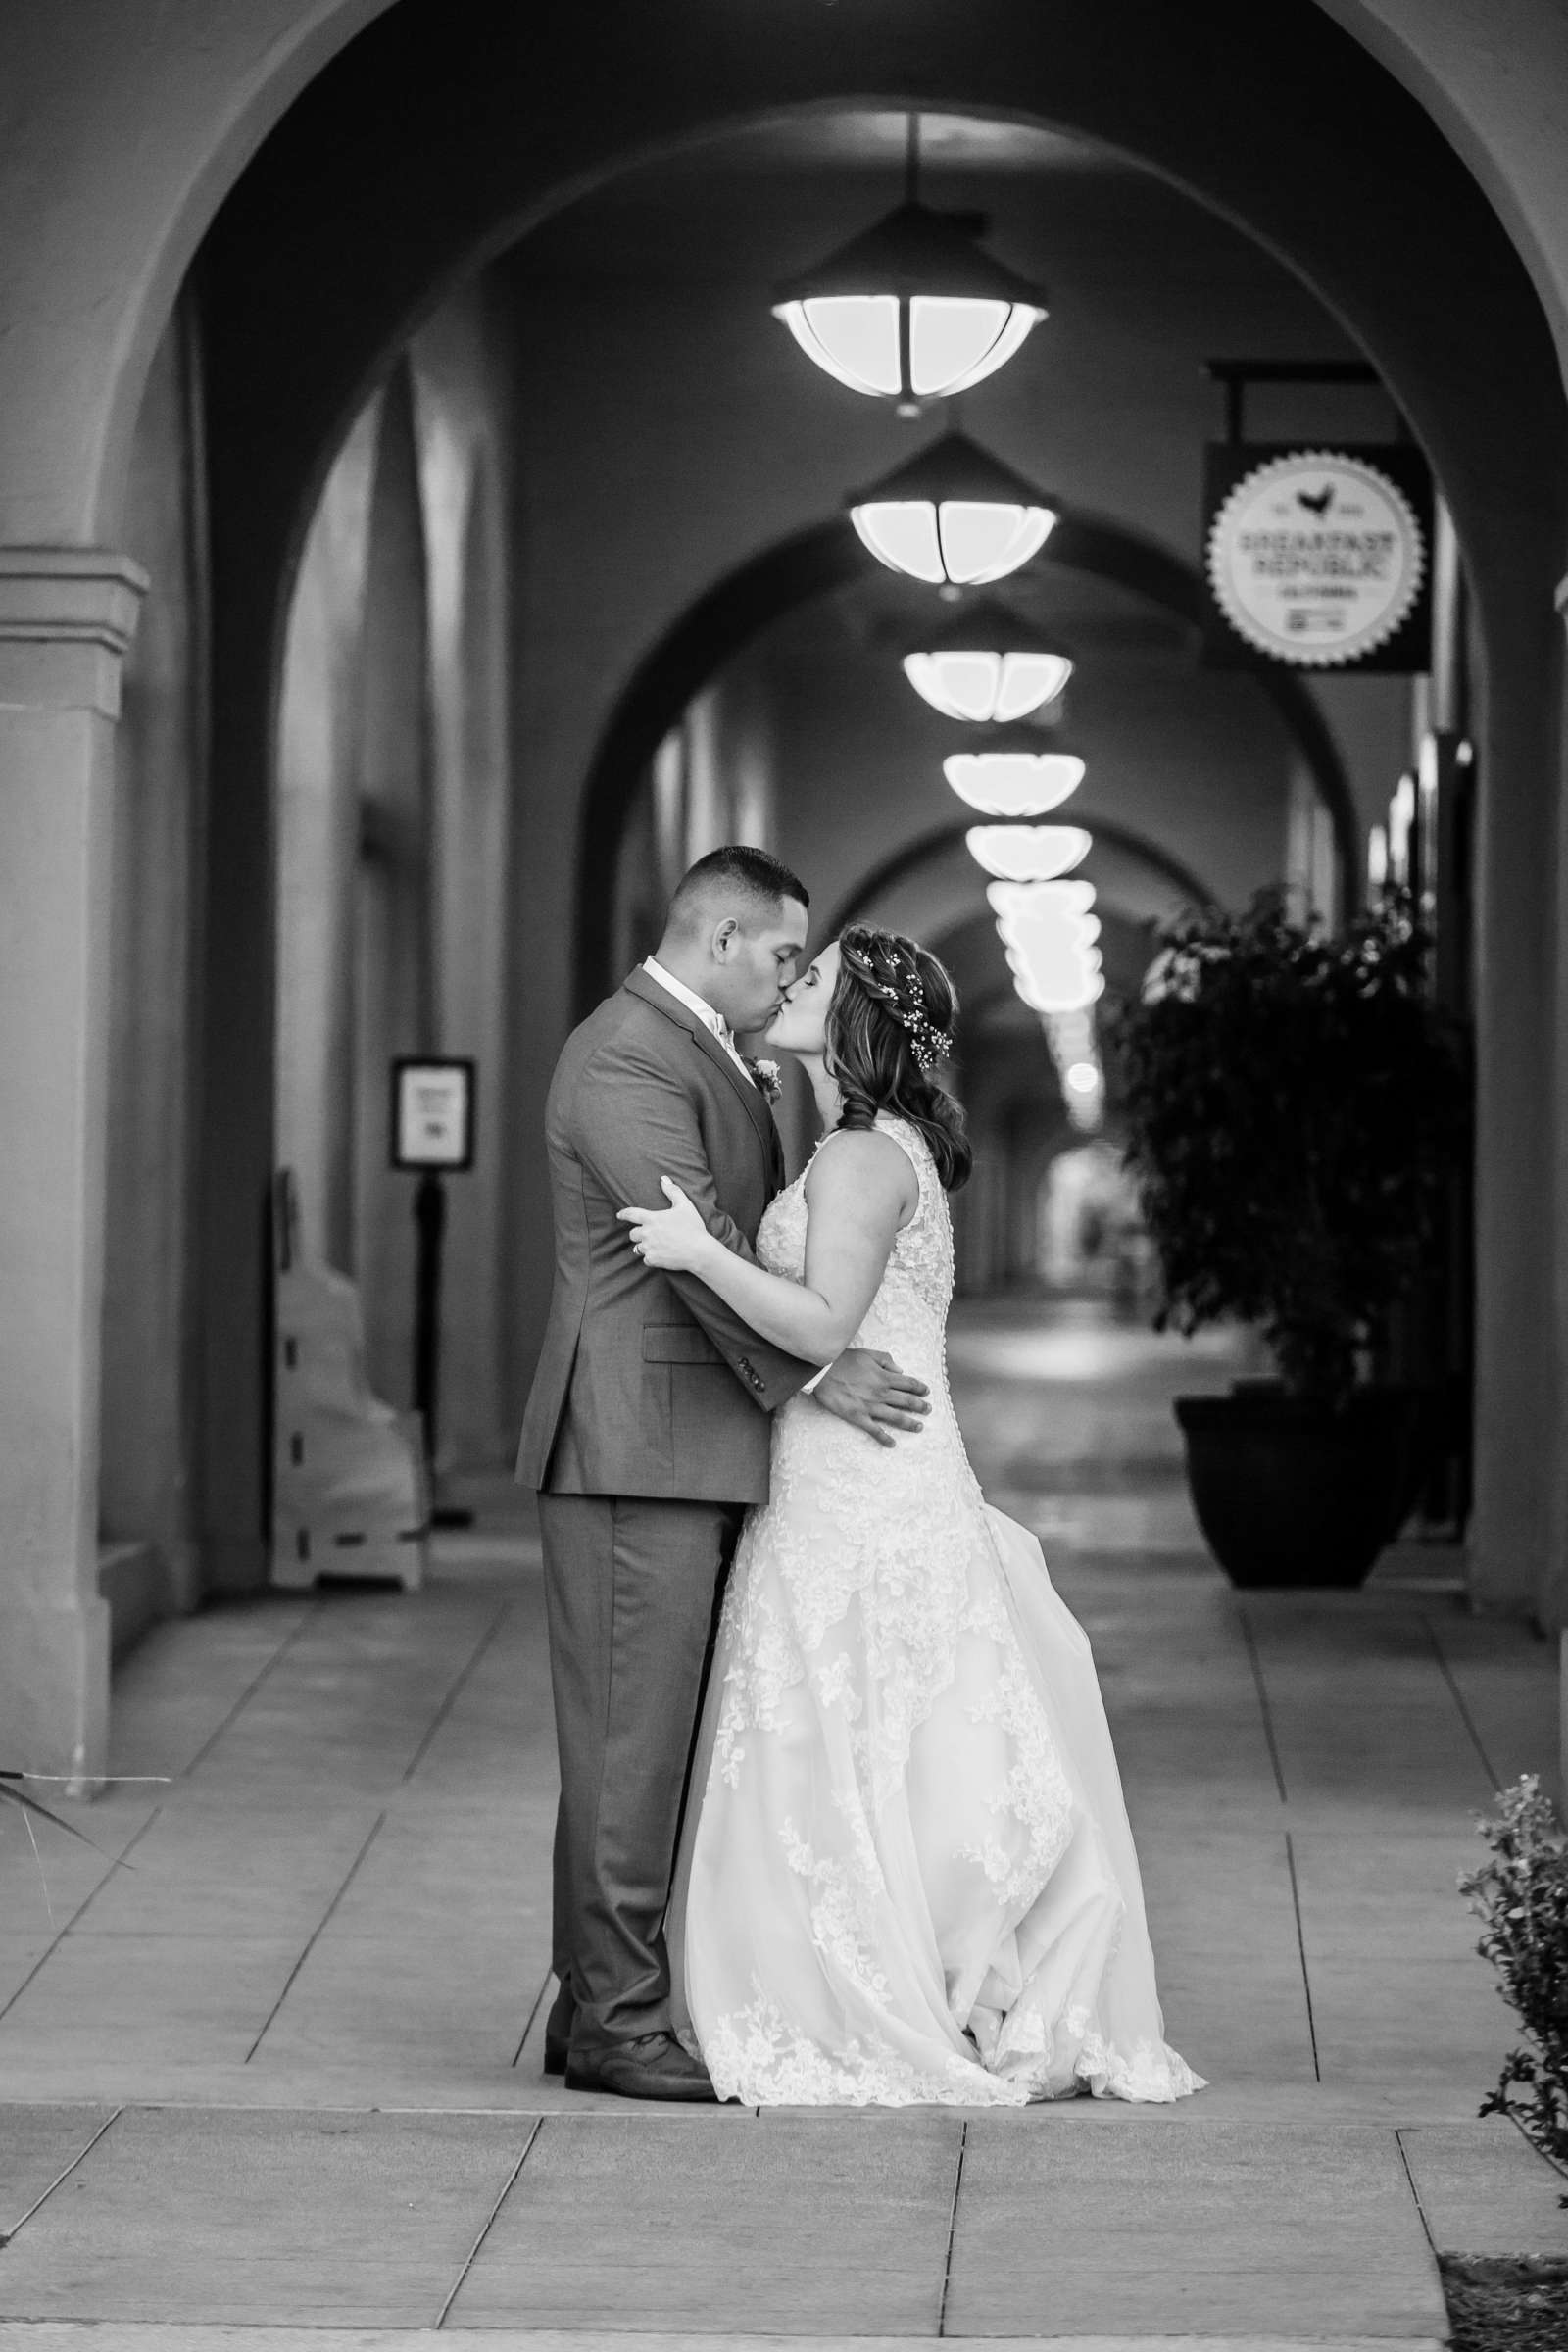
391;1058;477;1528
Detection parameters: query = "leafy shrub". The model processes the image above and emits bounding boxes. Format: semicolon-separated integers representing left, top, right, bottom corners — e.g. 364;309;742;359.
1109;889;1467;1402
1461;1775;1568;2197
1440;2255;1568;2352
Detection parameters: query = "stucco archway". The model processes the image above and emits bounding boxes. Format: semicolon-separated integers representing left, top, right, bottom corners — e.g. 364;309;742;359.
8;0;1568;1771
174;0;1566;1632
4;1;1568;546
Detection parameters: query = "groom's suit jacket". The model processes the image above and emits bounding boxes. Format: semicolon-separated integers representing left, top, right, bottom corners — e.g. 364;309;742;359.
516;966;819;1505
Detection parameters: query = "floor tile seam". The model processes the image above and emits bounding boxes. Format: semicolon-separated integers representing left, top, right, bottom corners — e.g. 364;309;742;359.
0;2105;748;2127
435;2114;542;2328
0;2340;1457;2352
402;1599;523;1778
0;2104;122;2245
1418;1614;1502;1788
0;1810;166;2025
935;2119;968;2338
1234;1605;1289;1805
0;2337;1451;2351
511;1968;554;2068
172;1602;321;1781
31;2099;1504;2131
1282;1833;1321;2083
1393;2126;1438;2259
242;1813;389;2063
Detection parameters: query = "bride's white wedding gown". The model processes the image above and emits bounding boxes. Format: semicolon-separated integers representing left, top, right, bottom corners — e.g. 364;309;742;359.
669;1113;1203;2106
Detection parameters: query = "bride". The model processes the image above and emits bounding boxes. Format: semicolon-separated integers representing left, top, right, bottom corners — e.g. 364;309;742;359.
619;923;1201;2107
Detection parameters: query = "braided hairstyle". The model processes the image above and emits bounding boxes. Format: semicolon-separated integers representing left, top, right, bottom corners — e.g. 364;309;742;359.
828;924;972;1192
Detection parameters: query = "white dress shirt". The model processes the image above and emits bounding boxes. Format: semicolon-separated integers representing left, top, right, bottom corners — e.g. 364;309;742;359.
641;955;829;1394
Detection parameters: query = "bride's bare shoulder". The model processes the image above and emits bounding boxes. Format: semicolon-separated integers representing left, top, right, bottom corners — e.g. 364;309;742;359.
803;1125;919;1216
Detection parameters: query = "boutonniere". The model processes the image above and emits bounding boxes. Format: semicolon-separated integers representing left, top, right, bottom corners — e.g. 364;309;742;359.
746;1056;783;1103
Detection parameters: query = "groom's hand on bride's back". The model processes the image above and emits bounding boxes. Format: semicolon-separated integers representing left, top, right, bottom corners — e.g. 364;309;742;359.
812;1350;930;1446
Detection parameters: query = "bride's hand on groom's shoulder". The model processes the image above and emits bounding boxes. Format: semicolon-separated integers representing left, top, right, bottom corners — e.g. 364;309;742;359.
618;1178;713;1274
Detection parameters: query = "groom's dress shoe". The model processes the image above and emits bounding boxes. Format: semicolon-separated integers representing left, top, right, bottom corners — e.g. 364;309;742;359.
543;2032;568;2077
564;2031;718;2102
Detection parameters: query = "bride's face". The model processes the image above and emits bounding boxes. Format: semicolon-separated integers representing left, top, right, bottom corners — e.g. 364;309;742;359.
766;940;840;1058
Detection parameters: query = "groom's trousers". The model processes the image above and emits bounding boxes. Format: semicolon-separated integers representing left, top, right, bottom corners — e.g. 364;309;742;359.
537;1491;745;2055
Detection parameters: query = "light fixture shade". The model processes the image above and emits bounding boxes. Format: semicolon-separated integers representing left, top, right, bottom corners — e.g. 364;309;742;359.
773;204;1048;404
906;646;1074;721
965;823;1091;881
944;723;1086;816
904;598;1075;720
989;878;1104;1012
848;432;1059;587
854;501;1053;587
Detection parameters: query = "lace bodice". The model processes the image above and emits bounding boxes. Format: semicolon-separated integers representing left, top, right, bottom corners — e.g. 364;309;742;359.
723;1109;987;1790
757;1112;955;1371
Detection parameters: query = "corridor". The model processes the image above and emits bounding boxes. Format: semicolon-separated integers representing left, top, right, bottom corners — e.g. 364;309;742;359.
0;1304;1561;2344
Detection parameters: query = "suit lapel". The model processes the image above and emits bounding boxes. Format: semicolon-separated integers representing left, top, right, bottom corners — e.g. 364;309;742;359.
623;966;780;1169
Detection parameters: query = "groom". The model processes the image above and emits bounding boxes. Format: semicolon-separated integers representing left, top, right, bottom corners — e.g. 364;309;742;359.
517;846;930;2099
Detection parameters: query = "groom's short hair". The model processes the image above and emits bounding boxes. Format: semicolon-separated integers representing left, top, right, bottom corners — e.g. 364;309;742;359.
665;846;809;936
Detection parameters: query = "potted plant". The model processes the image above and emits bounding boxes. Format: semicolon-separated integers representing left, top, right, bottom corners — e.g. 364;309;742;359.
1108;888;1467;1588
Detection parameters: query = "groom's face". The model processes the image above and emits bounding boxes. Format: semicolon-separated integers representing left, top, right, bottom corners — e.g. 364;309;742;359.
708;896;810;1035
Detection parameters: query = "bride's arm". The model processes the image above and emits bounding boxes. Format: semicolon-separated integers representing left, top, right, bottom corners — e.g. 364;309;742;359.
618;1130;917;1363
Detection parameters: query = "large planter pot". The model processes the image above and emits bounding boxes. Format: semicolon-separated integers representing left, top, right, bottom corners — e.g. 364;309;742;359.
1174;1384;1420;1589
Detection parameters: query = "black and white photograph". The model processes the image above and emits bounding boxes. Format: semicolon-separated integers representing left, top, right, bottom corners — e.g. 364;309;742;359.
0;4;1566;2346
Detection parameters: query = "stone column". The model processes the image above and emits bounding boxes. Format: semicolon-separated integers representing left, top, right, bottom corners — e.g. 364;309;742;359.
0;551;146;1785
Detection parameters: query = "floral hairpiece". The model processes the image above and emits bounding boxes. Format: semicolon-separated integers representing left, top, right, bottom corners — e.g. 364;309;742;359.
845;942;955;1074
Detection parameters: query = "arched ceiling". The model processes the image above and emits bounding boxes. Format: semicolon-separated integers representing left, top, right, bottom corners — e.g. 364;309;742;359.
196;0;1568;1072
203;0;1565;585
11;0;1568;544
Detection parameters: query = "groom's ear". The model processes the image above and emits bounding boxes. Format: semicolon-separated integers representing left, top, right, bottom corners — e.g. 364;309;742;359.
710;917;740;961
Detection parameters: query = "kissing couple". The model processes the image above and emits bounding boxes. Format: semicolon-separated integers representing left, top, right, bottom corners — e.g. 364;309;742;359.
517;844;1201;2107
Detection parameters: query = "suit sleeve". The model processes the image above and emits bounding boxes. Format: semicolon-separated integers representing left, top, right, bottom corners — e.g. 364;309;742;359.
571;1035;820;1411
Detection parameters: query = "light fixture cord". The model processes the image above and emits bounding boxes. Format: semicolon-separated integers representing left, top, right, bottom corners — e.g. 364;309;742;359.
906;112;920;208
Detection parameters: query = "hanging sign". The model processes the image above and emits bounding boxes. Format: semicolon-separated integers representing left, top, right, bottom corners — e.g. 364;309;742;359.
1202;443;1432;672
390;1058;476;1172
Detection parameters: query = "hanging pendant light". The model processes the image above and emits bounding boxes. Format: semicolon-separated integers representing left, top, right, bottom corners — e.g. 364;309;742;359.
849;432;1059;587
773;119;1048;411
943;722;1085;815
989;878;1104;1013
965;823;1091;882
904;597;1074;721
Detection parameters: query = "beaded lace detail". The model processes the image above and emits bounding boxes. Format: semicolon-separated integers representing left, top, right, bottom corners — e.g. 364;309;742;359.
713;1117;993;1810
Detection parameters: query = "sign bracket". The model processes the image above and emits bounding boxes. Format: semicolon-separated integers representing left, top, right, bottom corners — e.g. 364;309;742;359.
1202;359;1408;447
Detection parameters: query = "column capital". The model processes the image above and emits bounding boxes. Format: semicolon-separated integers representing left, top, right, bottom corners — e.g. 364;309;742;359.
0;548;150;716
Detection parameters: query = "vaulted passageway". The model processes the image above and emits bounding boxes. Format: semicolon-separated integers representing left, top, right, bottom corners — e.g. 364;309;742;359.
6;0;1568;1781
182;8;1564;1671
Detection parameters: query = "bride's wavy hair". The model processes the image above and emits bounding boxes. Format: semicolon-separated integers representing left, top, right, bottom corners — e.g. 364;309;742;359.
827;924;972;1192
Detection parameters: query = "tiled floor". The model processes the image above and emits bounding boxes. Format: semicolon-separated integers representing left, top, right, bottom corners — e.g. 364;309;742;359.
0;1298;1564;2345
